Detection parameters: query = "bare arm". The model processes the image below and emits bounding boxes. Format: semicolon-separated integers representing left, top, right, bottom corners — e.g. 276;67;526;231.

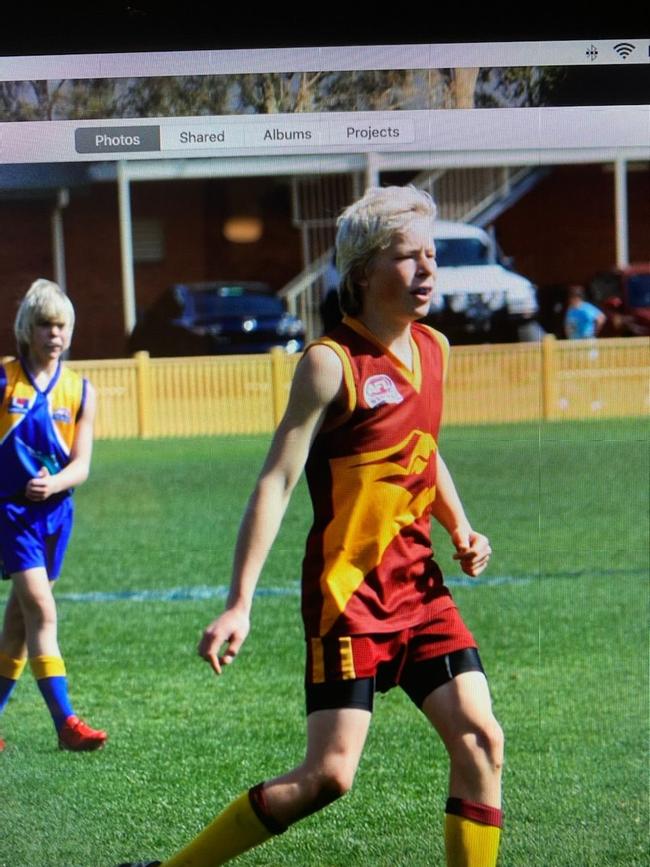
431;451;491;579
198;345;343;674
24;382;96;501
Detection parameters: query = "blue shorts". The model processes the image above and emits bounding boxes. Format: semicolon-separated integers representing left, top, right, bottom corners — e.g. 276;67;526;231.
0;496;74;580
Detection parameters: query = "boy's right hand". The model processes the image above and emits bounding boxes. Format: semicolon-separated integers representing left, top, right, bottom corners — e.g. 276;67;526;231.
198;607;250;675
451;528;492;578
25;467;56;501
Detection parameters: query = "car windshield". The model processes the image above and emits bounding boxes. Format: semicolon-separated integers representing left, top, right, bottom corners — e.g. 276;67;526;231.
628;274;650;308
186;291;283;321
434;238;491;267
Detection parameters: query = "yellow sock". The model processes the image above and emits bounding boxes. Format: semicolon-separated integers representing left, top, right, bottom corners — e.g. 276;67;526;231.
162;789;280;867
0;653;26;714
29;655;67;678
445;798;502;867
0;653;26;680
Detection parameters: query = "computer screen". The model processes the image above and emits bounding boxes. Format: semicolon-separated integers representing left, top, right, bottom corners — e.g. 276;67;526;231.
0;15;648;867
1;25;648;356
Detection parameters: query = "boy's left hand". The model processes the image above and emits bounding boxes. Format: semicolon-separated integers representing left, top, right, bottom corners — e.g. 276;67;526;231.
25;467;58;501
451;529;492;578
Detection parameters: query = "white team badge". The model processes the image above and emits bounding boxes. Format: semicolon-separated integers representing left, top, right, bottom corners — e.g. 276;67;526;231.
52;408;72;423
363;374;403;408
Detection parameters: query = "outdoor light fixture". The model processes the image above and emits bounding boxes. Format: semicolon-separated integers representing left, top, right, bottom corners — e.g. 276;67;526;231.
223;216;264;243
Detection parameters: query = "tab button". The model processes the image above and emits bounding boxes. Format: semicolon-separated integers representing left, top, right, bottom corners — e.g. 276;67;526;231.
75;126;161;154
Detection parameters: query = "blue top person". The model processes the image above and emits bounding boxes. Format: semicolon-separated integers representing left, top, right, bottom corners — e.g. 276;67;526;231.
564;285;606;339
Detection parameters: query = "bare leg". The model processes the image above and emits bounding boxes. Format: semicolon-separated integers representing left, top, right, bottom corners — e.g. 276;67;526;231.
0;586;29;729
423;671;503;804
6;569;73;730
423;671;504;867
0;568;105;748
6;568;60;659
0;584;28;660
263;706;373;824
160;707;372;867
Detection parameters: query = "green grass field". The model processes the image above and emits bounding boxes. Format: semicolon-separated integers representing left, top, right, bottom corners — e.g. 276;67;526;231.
0;417;647;866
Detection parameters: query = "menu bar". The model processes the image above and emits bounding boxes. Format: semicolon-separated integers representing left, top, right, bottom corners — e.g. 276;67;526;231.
2;40;649;81
0;106;648;164
70;120;417;155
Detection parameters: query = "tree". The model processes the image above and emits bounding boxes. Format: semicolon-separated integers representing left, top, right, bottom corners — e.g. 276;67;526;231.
0;65;572;122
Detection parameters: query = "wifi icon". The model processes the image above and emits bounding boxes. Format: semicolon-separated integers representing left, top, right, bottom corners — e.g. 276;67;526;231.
613;42;636;59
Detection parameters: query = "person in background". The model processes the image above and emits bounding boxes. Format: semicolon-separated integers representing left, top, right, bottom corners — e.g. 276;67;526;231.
0;279;107;752
564;285;605;339
319;251;344;333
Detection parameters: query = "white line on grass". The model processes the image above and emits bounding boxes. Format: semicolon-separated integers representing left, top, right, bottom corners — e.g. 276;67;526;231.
57;574;533;603
53;567;644;604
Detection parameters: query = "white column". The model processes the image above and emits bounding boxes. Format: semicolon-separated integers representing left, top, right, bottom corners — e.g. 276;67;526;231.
117;161;137;335
364;152;380;190
614;158;629;269
51;188;69;292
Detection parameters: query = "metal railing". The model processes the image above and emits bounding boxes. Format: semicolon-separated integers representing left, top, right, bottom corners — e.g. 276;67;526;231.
412;165;536;224
279;166;542;342
278;249;334;344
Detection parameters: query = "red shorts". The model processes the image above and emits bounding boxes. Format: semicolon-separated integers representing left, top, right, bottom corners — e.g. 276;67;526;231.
306;600;476;692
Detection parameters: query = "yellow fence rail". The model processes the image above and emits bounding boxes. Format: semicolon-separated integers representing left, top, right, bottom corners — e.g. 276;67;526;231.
67;336;649;440
67;350;300;440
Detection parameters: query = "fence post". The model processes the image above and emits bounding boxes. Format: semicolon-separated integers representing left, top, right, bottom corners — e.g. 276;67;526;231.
134;350;152;438
270;348;286;428
542;334;557;421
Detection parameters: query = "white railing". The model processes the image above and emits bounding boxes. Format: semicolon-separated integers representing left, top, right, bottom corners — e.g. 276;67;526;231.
278;249;335;342
412;165;535;223
279;166;541;342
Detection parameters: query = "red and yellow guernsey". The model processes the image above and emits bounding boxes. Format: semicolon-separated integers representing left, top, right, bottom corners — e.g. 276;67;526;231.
302;316;454;639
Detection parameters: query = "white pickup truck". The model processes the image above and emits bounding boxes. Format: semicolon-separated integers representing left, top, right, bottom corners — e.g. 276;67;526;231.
425;221;540;342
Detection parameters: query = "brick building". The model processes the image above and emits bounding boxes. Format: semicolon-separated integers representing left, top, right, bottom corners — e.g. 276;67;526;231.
0;161;648;358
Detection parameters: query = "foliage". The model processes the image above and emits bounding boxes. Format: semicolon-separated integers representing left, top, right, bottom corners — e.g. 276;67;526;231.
476;67;568;108
0;66;572;120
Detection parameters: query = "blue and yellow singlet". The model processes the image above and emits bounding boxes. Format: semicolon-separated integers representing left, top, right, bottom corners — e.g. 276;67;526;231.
0;358;87;501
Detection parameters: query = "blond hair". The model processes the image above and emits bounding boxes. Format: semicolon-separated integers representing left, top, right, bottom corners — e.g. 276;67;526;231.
335;186;436;316
14;279;75;355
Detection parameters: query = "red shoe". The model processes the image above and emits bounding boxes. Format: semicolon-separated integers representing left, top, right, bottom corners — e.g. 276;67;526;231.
58;715;107;751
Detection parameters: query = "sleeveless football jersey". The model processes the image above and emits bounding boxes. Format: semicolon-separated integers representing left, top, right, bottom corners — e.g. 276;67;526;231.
0;358;87;501
302;317;454;639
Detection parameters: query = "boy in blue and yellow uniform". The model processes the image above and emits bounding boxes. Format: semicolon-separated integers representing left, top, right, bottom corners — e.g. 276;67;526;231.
0;279;106;751
120;187;503;867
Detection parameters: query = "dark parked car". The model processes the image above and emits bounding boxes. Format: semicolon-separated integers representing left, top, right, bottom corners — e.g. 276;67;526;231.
589;264;650;337
128;281;305;356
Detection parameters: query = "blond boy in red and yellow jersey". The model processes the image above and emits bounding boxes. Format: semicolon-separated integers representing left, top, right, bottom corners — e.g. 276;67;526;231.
119;186;503;867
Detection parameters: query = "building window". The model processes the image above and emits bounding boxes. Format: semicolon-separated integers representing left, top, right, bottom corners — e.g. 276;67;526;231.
132;219;165;263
